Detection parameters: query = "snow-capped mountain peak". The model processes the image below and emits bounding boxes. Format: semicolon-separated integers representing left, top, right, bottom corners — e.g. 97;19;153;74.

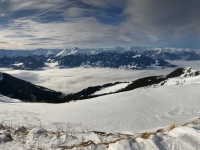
54;48;70;57
55;47;86;57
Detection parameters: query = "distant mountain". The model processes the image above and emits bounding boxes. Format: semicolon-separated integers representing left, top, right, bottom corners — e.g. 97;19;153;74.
1;46;200;70
51;52;176;69
186;52;200;60
141;48;196;60
1;47;200;61
13;55;46;70
0;57;13;67
0;73;64;102
0;56;46;70
54;47;98;57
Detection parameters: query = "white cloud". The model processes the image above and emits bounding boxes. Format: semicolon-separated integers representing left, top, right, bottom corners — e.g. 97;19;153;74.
1;0;200;49
0;16;126;49
2;67;174;94
0;13;5;17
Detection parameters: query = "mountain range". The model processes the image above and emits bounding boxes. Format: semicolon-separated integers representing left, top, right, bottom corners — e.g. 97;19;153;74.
0;46;200;70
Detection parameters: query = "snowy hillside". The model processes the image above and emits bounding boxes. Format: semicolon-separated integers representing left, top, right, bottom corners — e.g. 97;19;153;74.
0;68;200;149
91;83;130;95
180;67;200;77
0;94;21;103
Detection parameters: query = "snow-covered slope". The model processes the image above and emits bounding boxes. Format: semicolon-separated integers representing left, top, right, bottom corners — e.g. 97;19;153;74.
0;94;21;103
180;67;200;77
91;83;130;95
0;70;200;133
0;68;200;149
54;47;97;57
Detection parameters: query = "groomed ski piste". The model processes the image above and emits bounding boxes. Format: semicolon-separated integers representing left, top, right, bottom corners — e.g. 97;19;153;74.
0;67;200;149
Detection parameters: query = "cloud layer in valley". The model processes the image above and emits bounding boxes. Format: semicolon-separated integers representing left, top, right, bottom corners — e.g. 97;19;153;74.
0;0;200;49
1;67;174;94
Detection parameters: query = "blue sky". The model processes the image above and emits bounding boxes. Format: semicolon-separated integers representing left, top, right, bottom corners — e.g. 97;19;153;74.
0;0;200;49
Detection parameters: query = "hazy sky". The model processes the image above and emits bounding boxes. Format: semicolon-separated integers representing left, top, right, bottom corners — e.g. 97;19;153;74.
0;0;200;49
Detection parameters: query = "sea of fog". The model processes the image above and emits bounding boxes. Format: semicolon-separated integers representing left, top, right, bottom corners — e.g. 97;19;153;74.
0;60;199;94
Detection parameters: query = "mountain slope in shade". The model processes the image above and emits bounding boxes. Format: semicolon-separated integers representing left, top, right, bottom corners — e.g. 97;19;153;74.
13;55;46;70
0;73;64;102
0;55;46;70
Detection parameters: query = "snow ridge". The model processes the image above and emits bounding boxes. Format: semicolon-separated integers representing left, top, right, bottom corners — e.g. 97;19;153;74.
180;67;200;77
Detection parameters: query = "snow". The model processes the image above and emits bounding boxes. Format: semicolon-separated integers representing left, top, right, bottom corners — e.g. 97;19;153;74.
12;62;23;67
0;73;200;133
180;67;200;77
1;120;200;149
0;68;200;149
55;49;70;57
132;54;141;58
91;83;129;95
55;47;91;57
0;94;21;103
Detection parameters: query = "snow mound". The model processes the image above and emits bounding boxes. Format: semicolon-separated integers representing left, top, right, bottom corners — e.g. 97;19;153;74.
91;83;129;95
180;67;200;77
0;119;200;149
